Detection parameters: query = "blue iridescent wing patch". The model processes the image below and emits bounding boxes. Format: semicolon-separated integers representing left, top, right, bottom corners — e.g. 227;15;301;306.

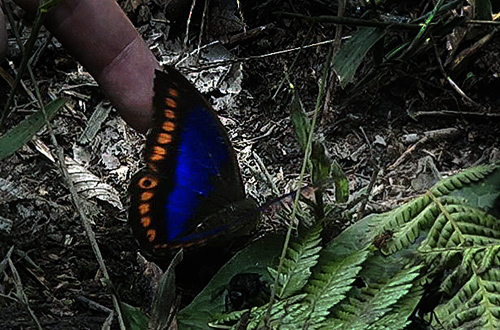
129;67;259;254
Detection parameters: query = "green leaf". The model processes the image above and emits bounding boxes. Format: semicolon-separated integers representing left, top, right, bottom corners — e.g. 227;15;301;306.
290;91;349;200
121;302;149;330
333;27;386;88
437;267;500;329
0;98;67;160
331;160;349;203
150;250;183;330
311;141;331;185
290;93;310;151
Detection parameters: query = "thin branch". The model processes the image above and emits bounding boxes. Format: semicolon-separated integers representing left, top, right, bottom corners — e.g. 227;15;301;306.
276;12;425;31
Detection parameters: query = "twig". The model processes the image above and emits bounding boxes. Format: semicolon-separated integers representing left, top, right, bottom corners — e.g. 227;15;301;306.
76;296;113;314
225;24;273;46
389;128;459;169
252;150;279;195
276;12;425;31
179;38;338;72
467;19;500;26
412;110;500;118
432;38;482;107
8;258;43;330
0;246;14;276
235;0;246;33
184;0;198;47
196;0;209;61
322;0;346;117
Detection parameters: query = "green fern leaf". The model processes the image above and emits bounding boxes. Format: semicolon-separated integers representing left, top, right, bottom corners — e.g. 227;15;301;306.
246;294;308;329
430;164;497;197
182;164;500;329
421;205;500;249
381;195;433;232
383;200;439;254
380;165;500;255
270;224;323;299
297;249;370;327
319;284;423;330
437;267;500;330
368;285;423;330
327;265;422;330
212;309;249;325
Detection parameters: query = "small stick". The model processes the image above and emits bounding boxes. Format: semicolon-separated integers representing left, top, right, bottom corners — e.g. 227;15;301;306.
413;110;500;118
276;12;425;31
389;128;459;169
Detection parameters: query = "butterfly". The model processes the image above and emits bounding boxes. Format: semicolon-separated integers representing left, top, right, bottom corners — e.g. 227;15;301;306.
129;66;259;255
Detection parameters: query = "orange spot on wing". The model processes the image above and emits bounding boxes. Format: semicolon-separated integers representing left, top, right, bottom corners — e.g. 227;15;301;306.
138;176;158;189
157;133;172;144
168;88;179;97
153;146;167;156
162;121;175;132
150;153;165;162
164;109;175;119
147;229;156;242
141;216;151;227
139;203;150;215
164;98;177;108
141;191;154;201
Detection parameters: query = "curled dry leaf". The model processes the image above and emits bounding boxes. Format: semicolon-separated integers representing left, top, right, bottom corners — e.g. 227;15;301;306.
64;157;123;209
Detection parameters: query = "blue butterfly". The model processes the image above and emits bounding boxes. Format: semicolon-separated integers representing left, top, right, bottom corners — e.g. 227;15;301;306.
129;67;259;254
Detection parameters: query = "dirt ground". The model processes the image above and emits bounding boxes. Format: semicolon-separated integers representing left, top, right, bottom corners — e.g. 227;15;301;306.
1;0;500;329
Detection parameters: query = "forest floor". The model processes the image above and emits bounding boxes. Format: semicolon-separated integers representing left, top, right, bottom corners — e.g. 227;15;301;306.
1;0;499;329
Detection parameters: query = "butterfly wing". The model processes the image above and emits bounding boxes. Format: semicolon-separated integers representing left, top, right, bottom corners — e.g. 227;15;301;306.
129;67;257;253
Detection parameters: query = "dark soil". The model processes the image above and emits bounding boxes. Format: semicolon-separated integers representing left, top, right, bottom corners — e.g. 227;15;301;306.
1;0;499;329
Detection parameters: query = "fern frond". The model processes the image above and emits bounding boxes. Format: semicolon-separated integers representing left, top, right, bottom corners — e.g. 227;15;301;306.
478;245;500;273
382;199;438;254
195;164;500;330
437;266;500;330
250;294;308;329
327;265;422;330
421;205;500;249
380;164;500;254
269;223;323;299
295;249;371;327
430;164;497;197
383;196;467;254
381;194;433;232
368;285;423;330
212;309;249;325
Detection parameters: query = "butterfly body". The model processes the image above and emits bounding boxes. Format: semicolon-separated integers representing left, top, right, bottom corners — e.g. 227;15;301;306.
129;67;258;254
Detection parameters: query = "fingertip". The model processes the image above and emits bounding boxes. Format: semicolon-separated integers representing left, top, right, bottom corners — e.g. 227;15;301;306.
96;36;159;133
